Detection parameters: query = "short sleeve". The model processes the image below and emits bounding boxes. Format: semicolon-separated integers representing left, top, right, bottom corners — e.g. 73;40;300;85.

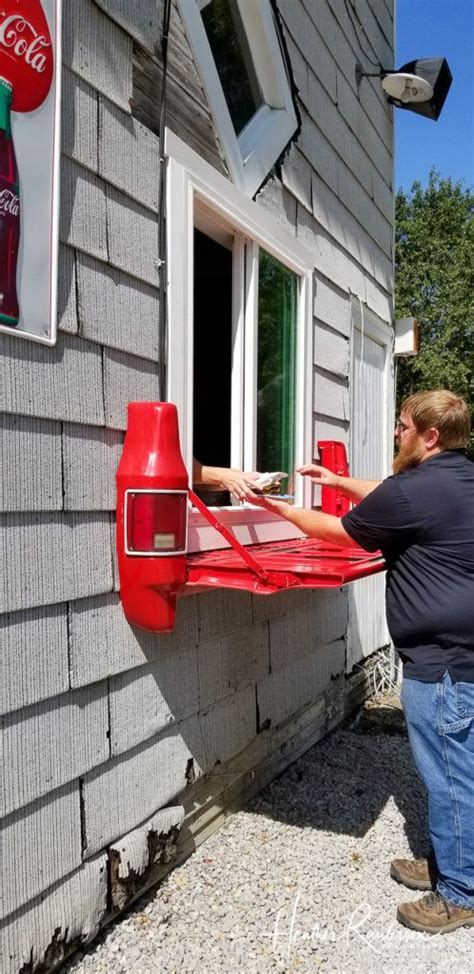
341;478;416;553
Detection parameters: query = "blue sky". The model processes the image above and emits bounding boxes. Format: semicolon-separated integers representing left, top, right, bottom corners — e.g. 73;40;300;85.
395;0;474;191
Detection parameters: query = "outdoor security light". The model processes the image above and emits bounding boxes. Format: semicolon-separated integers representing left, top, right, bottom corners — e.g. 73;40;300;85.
356;57;452;120
381;73;433;104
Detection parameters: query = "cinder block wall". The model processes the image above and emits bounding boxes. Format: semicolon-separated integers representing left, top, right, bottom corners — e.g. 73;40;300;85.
0;1;393;970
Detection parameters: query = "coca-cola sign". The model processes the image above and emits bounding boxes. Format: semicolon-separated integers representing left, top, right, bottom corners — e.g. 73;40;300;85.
0;1;54;111
0;187;20;215
0;0;60;346
0;15;50;73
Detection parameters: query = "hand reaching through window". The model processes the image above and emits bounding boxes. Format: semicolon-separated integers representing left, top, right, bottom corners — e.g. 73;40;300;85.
192;459;261;501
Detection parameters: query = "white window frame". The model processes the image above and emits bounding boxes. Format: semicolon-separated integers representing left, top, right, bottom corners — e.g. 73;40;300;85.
177;0;298;196
165;130;314;551
349;299;395;478
347;300;394;667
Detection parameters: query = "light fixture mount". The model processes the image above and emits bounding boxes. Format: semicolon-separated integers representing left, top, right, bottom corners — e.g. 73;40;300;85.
355;58;452;121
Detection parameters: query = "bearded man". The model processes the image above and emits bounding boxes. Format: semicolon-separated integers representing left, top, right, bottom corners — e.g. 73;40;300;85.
250;390;474;935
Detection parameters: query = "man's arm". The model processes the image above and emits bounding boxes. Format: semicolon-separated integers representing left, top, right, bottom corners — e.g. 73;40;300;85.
249;495;355;547
298;464;381;503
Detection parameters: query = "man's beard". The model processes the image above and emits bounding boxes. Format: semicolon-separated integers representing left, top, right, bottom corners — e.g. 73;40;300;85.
392;436;425;474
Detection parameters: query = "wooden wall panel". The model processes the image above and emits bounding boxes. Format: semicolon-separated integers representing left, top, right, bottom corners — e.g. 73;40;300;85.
0;604;69;715
102;349;161;430
1;683;109;816
197;622;269;710
0;513;113;613
1;854;107;971
197;589;253;641
268;591;348;673
105;186;160;286
83;719;203;854
99;98;159;212
0;416;62;513
75;253;160;360
68;593;198;688
62;424;124;511
63;0;133;112
60;158;108;260
0;333;105;425
61;68;99;174
314;322;350;379
1;783;82;920
257;638;346;728
109;649;200;755
57;244;79;335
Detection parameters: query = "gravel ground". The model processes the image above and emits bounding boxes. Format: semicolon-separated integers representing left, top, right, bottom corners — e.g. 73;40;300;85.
63;696;474;974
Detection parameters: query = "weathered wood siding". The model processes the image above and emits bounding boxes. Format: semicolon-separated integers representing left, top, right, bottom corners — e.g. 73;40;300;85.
0;1;393;969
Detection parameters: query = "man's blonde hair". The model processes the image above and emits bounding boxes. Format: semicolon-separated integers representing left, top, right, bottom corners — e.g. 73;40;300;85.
402;390;471;449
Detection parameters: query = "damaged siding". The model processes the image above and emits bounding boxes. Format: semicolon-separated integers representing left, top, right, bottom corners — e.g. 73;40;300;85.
108;807;185;912
0;0;393;970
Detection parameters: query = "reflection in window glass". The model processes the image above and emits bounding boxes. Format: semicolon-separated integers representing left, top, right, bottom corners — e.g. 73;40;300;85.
201;0;263;135
257;250;297;482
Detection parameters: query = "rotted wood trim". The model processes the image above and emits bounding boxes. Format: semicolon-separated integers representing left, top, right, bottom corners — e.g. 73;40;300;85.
131;42;227;175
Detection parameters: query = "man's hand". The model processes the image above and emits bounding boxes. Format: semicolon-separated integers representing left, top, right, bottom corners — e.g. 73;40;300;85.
298;465;382;502
246;493;293;516
297;464;340;488
245;490;353;547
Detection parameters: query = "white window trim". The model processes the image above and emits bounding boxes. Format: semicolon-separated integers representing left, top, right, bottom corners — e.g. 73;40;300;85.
350;298;395;478
177;0;298;196
165;129;314;551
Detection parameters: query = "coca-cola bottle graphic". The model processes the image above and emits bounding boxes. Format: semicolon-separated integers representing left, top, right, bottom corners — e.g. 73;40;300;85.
0;76;19;327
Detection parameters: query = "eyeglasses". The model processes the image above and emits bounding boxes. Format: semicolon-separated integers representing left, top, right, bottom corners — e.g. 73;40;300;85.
395;417;412;434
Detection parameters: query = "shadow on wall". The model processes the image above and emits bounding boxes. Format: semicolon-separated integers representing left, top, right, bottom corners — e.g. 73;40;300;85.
69;585;416;864
244;708;429;861
126;619;425;864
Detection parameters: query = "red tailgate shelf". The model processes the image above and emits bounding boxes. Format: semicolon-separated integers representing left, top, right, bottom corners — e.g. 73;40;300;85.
116;410;385;632
182;481;385;596
184;536;385;596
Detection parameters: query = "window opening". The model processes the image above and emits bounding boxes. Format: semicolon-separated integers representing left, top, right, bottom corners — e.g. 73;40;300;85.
193;228;233;505
257;250;298;489
166;131;315;547
200;0;263;135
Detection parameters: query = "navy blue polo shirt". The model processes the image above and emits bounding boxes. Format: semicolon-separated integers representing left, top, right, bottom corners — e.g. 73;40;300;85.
341;451;474;682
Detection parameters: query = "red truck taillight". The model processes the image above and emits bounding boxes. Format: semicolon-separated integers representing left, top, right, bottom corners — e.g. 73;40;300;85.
125;490;188;556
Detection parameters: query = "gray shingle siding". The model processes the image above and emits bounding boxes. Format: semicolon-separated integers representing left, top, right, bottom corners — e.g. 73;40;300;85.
0;0;394;966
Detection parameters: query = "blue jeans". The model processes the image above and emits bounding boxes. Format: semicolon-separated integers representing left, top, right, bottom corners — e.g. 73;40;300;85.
401;670;474;908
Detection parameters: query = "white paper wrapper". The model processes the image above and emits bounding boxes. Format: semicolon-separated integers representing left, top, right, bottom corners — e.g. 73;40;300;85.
253;471;288;491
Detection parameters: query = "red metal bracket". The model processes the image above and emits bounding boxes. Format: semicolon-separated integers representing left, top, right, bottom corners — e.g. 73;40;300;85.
317;441;351;517
188;489;294;590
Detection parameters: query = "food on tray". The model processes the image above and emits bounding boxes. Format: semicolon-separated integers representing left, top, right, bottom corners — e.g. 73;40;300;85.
252;472;288;495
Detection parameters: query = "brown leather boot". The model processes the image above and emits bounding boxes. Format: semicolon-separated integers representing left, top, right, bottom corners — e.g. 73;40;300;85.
397;891;474;934
390;857;438;891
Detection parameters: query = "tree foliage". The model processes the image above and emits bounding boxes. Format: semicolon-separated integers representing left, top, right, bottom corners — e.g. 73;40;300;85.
395;170;473;453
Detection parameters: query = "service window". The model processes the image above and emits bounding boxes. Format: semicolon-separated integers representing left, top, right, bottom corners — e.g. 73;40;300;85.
166;131;314;550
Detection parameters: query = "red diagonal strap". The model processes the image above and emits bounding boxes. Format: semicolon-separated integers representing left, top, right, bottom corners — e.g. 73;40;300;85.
188;490;274;585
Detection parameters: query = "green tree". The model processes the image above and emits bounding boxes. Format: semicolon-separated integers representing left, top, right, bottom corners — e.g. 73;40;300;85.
395;170;474;454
